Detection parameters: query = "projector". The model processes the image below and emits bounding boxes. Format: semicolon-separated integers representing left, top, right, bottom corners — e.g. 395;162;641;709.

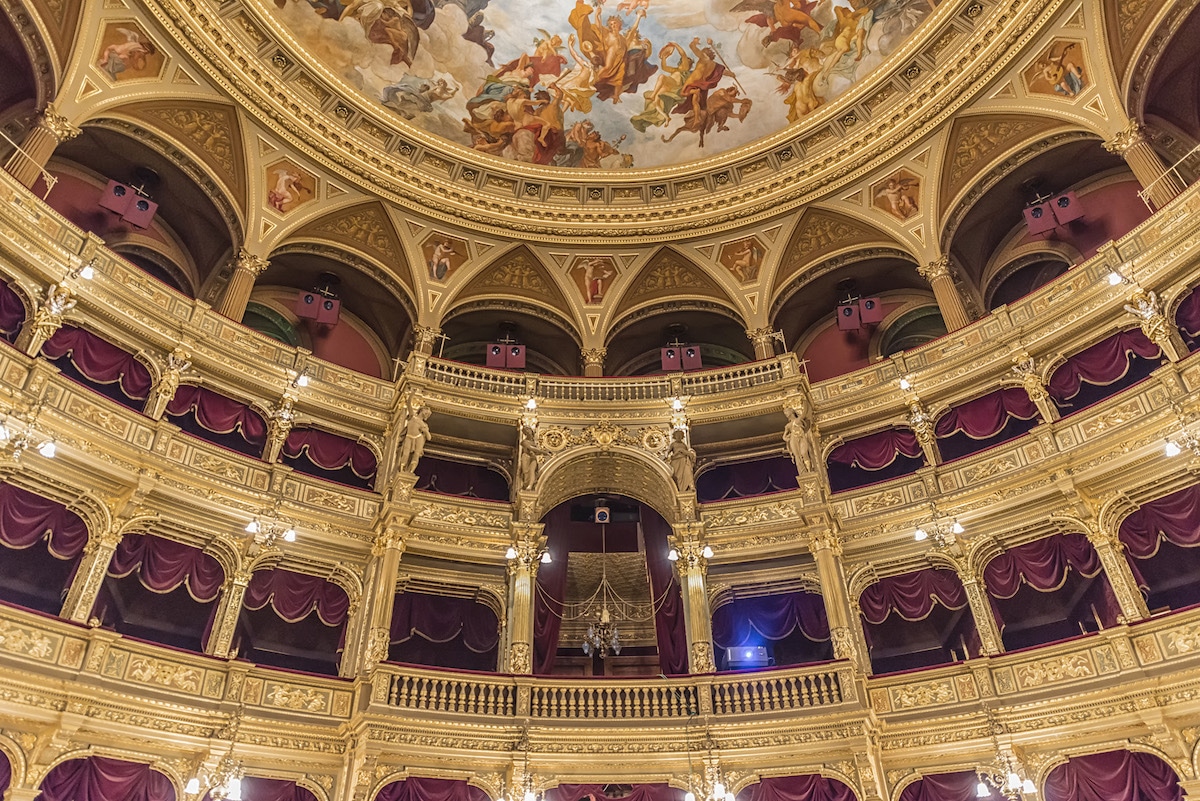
726;646;770;670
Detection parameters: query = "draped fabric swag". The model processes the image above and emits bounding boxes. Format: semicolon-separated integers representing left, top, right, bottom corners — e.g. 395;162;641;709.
898;771;992;801
981;533;1121;628
1119;483;1200;589
0;279;25;342
1042;749;1183;801
533;522;568;675
696;455;799;502
165;385;267;446
36;756;175;801
858;569;968;624
828;429;922;471
415;456;510;501
1047;329;1161;402
375;777;493;801
0;482;88;558
711;591;830;648
104;534;225;601
201;776;319;801
643;512;689;675
736;775;858;801
390;591;499;652
0;748;10;797
1175;289;1200;346
934;388;1038;440
544;784;684;801
243;568;350;626
42;325;153;400
283;427;377;481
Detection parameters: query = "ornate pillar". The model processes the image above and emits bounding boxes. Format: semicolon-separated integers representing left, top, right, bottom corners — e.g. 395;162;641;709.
213;249;269;321
503;522;544;674
411;323;441;356
670;522;715;674
1104;122;1184;210
145;346;192;420
1123;288;1187;362
204;569;252;657
952;563;1003;655
18;282;76;357
905;395;941;467
581;347;606;377
1085;525;1150;623
807;529;869;672
343;523;406;677
746;327;781;360
7;787;43;801
917;256;972;331
60;526;125;622
1011;353;1059;423
1177;779;1200;800
4;103;80;189
262;393;297;462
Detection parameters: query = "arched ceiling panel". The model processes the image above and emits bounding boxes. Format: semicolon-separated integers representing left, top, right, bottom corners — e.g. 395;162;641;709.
611;248;739;323
771;208;899;302
448;245;575;325
291;201;414;293
938;113;1065;217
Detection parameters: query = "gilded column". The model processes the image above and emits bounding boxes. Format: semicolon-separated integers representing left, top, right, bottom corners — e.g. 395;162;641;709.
1104;122;1184;210
204;569;252;657
213;249;269;321
411;323;441;356
4;103;80;189
808;529;868;672
581;347;606;377
670;521;715;674
19;282;76;357
952;564;1003;655
504;522;545;674
746;327;781;360
917;256;972;331
1085;525;1150;623
344;524;406;677
60;526;125;622
1011;353;1059;423
905;395;941;467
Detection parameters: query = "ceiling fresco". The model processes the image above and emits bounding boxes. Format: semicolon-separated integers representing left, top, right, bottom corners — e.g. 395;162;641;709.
275;0;943;169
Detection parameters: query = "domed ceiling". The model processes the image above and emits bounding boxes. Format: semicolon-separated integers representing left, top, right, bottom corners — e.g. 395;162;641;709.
274;0;942;169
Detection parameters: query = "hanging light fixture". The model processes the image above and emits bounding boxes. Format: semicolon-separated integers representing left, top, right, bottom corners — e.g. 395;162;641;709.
0;405;57;461
581;504;622;658
913;505;964;548
496;730;541;801
243;500;297;547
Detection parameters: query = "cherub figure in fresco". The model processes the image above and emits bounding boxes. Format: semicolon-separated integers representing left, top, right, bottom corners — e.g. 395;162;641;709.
828;4;873;65
381;76;457;119
569;0;658;104
268;167;310;212
729;239;762;282
1037;42;1085;97
775;43;825;121
734;0;820;44
548;34;599;113
98;27;158;79
616;0;651;13
874;176;919;219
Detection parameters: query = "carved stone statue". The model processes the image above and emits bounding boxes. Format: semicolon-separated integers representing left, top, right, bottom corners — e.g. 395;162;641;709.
516;423;549;492
783;403;813;473
25;282;76;355
668;429;696;493
147;347;191;419
398;403;432;474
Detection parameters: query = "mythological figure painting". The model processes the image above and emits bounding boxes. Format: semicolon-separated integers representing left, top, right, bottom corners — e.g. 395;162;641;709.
274;0;943;169
871;168;920;221
570;256;618;304
96;22;164;82
1023;39;1087;99
422;233;469;281
265;160;317;214
718;236;764;283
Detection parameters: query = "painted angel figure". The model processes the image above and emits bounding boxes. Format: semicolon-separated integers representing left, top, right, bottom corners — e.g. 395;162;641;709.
874;176;919;218
98;27;157;79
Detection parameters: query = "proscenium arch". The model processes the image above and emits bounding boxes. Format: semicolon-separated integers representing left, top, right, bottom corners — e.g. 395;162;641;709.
533;446;678;525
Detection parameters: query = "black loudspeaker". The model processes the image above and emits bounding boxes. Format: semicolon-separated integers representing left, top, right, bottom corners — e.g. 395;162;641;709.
1051;191;1083;225
682;346;703;370
315;296;341;325
661;347;682;371
837;304;861;330
486;343;506;367
860;297;884;324
506;345;526;369
1023;202;1056;234
295;291;321;320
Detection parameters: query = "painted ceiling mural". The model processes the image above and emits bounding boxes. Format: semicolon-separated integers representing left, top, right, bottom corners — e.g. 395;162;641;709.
275;0;942;169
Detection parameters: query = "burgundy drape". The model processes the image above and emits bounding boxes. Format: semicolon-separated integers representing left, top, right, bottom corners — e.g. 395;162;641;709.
244;568;350;625
165;385;267;445
697;456;800;501
107;534;225;601
1119;484;1200;558
375;777;491;801
534;519;569;675
42;325;153;399
737;776;858;801
0;280;26;341
982;533;1121;628
644;512;689;675
416;456;510;501
0;748;10;797
545;785;684;801
1043;750;1182;801
36;757;175;801
898;772;989;801
390;591;499;652
828;429;922;470
1176;290;1200;338
935;388;1038;439
201;777;319;801
0;482;88;558
712;591;829;647
1047;329;1161;401
859;568;968;624
283;427;377;479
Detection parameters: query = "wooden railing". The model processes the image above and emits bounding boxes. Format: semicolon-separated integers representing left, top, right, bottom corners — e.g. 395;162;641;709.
709;666;844;714
386;670;517;717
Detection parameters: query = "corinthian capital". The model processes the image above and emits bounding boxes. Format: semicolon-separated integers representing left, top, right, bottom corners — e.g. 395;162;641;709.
1103;122;1147;155
233;248;270;277
581;347;606;367
917;255;952;282
41;104;81;143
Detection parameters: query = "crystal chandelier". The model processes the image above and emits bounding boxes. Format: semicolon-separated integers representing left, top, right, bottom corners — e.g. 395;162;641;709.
581;514;622;658
0;406;57;461
914;505;964;548
496;730;542;801
975;707;1036;800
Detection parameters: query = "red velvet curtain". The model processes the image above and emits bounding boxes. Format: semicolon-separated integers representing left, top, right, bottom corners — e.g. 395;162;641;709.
0;482;88;559
1175;289;1200;340
696;456;800;501
283;427;377;479
1047;329;1161;402
43;325;153;400
0;279;26;342
201;777;319;801
165;385;267;445
1043;750;1182;801
711;591;830;647
1118;484;1200;558
828;429;922;470
545;784;684;801
390;591;499;652
898;771;992;801
244;568;350;626
534;515;569;675
934;388;1038;439
737;775;857;801
643;512;689;675
858;568;968;624
375;777;491;801
106;534;225;601
982;533;1121;628
36;756;175;801
0;747;10;797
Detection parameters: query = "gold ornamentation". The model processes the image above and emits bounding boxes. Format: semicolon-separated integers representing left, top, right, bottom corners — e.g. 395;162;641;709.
508;641;531;674
141;106;238;176
948;117;1043;185
1013;653;1094;688
917;256;952;283
127;655;203;692
1103;122;1147;155
0;619;55;658
232;248;270;277
890;679;956;709
40;103;80;142
690;640;716;674
266;683;330;712
581;348;606;368
311;205;401;260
